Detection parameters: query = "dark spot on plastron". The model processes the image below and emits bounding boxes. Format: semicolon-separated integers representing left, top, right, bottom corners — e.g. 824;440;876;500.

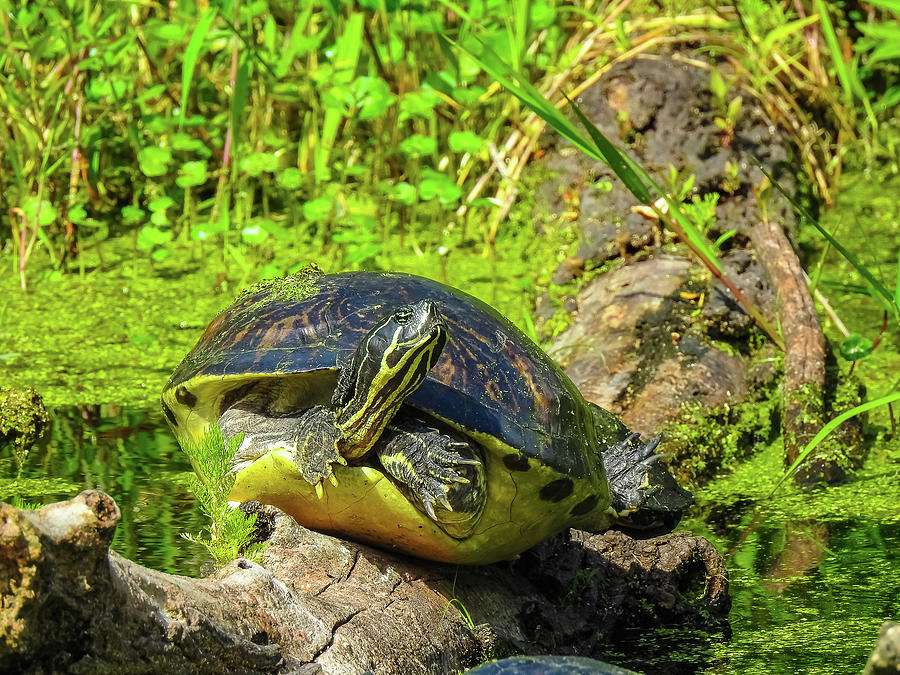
162;402;177;427
540;478;574;502
503;453;530;472
570;495;599;516
175;385;197;408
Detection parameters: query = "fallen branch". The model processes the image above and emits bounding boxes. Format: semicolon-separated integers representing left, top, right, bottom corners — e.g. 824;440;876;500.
748;213;833;482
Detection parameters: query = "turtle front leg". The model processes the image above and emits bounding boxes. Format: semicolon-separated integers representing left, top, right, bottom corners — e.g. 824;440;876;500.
376;417;486;538
221;405;345;486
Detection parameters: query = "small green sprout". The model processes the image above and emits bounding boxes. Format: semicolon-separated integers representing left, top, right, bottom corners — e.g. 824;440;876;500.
180;424;268;567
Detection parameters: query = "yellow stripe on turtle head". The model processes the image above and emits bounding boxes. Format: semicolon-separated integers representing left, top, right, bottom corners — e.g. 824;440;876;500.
334;300;447;459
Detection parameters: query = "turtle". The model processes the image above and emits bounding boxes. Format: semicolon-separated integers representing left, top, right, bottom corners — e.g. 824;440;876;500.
466;655;637;675
162;266;692;564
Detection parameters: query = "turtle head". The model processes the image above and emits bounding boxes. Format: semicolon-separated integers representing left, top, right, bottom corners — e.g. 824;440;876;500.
602;434;694;536
333;300;448;458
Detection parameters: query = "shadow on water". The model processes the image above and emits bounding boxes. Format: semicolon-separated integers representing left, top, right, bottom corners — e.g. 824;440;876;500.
0;405;210;577
2;407;898;673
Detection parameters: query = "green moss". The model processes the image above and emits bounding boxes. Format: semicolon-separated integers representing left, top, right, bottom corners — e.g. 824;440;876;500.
0;168;579;410
0;387;50;464
664;393;780;485
0;476;83;503
237;262;325;309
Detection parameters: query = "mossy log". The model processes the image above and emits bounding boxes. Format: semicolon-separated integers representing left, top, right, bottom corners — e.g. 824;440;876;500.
1;491;728;674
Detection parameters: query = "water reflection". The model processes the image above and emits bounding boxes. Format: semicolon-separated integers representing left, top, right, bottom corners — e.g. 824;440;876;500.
0;405;209;576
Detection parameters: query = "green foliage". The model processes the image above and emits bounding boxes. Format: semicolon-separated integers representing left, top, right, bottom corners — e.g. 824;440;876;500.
1;0;896;288
769;390;900;496
453;33;785;347
854;0;900;114
1;0;571;285
445;597;476;630
5;495;40;510
179;424;267;567
758;162;900;323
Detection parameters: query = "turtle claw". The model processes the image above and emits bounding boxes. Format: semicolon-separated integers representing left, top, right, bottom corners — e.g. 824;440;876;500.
315;481;325;500
421;488;455;522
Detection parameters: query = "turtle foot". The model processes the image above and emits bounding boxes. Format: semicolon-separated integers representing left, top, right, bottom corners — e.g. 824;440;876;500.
219;405;346;489
601;433;693;535
289;407;346;490
377;418;484;525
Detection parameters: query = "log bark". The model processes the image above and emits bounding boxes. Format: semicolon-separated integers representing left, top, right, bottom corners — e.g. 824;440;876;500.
1;491;729;674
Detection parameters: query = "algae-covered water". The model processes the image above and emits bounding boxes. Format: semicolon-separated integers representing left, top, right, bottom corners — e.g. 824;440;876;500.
2;165;899;673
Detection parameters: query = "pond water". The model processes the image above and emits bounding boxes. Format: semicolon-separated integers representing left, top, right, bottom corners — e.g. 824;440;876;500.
2;406;897;674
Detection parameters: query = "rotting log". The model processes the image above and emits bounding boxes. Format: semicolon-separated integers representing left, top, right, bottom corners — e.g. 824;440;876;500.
1;491;729;674
747;215;837;482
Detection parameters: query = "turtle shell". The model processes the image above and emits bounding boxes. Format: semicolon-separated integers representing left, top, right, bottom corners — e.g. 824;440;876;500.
164;271;603;482
163;270;618;562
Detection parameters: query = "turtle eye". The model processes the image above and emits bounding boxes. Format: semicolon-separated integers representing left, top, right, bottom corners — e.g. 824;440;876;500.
394;308;413;324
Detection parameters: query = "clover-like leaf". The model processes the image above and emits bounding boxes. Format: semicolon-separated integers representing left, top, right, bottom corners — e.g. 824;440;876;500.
241;224;270;245
137;225;173;250
449;131;484;154
840;333;874;362
302;197;332;222
352;76;394;121
419;169;462;205
177;160;208;188
240;152;277;177
20;197;57;227
277;167;303;190
138;146;173;177
399;134;436;158
121;205;146;225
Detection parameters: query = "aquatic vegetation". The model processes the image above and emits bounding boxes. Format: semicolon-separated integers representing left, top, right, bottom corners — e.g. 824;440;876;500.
179;424;267;567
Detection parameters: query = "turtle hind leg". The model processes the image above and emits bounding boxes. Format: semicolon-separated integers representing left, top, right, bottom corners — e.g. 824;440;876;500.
377;417;486;539
601;432;693;535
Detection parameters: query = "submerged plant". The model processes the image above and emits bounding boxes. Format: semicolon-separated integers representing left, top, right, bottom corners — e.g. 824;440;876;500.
179;424;267;566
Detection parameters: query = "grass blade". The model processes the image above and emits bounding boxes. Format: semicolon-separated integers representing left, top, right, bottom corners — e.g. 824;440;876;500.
230;53;251;150
182;8;219;123
755;162;899;317
895;248;900;308
814;0;877;132
563;93;651;204
761;15;821;54
333;12;363;76
451;33;651;202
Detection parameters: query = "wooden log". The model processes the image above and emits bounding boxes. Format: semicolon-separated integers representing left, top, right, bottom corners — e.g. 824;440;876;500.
747;215;837;482
1;491;729;674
